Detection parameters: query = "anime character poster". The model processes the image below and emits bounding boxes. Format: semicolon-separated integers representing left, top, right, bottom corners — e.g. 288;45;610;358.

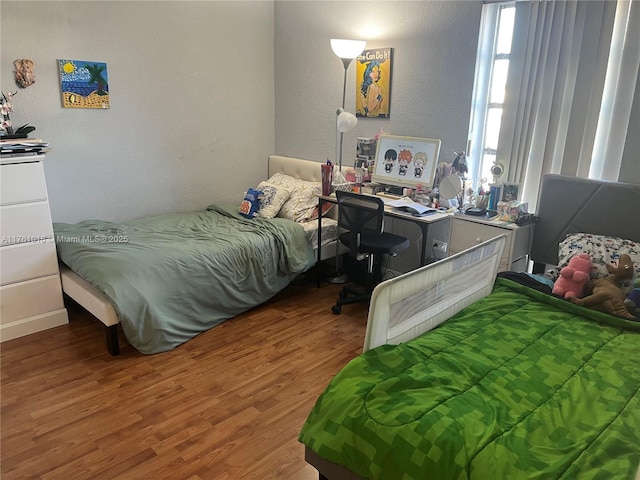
355;48;392;118
372;135;441;189
58;60;110;109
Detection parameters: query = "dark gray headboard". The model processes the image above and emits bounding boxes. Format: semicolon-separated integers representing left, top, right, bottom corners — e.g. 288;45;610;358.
531;174;640;268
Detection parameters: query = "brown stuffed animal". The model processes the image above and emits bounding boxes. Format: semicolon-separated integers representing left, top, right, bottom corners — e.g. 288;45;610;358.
569;254;635;320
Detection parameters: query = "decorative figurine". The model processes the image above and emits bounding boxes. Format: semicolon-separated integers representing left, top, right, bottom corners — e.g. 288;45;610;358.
452;151;468;176
14;59;35;88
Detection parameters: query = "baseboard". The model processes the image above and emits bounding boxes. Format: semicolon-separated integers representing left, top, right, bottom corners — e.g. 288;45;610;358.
0;308;68;342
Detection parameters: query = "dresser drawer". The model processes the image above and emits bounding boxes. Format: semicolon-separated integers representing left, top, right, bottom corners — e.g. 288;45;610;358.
0;202;54;246
0;275;65;324
0;241;60;286
450;218;513;271
511;255;529;273
511;224;532;261
0;161;48;206
450;219;513;252
450;218;534;273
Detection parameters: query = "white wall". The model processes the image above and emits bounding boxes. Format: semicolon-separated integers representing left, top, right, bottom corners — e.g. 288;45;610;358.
274;1;483;169
273;0;639;186
1;1;275;223
273;1;482;273
2;0;636;227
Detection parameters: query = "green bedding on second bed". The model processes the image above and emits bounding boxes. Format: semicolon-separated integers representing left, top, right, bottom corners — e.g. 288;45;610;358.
54;203;315;354
299;279;640;479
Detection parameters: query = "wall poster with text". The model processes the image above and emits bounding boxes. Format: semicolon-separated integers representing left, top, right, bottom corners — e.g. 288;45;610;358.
58;60;110;109
355;48;392;118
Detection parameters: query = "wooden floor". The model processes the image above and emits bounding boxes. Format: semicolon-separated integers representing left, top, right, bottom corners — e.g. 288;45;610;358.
1;276;368;480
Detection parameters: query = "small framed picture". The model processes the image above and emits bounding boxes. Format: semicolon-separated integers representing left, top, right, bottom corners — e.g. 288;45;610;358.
501;183;520;202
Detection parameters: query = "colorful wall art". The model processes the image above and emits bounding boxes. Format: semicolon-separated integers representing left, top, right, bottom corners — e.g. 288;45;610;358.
58;60;110;109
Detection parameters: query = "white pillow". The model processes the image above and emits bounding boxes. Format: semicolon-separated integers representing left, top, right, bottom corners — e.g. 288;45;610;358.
267;173;322;222
256;181;291;219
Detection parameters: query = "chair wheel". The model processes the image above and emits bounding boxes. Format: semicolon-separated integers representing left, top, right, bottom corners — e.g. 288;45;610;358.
332;304;342;314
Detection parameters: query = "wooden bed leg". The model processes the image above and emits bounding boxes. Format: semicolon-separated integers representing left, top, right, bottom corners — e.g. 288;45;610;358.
106;325;120;356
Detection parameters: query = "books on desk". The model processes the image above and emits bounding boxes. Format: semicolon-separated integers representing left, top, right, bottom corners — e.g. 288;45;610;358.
387;197;437;216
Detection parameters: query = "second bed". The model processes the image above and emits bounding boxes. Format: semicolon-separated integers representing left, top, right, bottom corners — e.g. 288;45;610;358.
55;155;340;355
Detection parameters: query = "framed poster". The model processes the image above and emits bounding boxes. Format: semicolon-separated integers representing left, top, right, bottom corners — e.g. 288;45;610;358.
371;135;441;189
58;59;110;109
355;48;392;118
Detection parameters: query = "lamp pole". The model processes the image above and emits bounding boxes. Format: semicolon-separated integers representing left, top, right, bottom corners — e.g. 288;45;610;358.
328;39;365;284
337;59;352;171
340;58;351;109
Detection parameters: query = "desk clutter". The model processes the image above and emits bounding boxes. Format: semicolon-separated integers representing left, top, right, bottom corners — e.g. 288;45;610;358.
324;134;536;224
496;200;528;222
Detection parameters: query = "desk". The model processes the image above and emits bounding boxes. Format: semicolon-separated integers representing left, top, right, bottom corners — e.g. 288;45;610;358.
317;194;449;281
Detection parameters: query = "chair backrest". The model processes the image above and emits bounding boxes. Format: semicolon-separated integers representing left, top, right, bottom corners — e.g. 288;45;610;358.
335;191;385;257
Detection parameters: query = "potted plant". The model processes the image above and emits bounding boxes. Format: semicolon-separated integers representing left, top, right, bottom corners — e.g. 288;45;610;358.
1;91;36;139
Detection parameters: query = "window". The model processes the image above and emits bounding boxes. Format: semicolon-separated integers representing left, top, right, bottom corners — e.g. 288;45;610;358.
468;1;635;208
467;2;515;192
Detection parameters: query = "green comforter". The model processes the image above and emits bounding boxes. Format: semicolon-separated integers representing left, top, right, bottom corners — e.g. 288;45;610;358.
54;204;315;354
299;279;640;479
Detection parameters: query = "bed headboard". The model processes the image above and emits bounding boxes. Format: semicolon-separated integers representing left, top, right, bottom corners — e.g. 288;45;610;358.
268;155;324;182
531;174;640;267
268;155;347;183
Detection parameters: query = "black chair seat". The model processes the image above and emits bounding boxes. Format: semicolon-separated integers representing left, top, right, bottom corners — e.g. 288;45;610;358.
338;231;410;256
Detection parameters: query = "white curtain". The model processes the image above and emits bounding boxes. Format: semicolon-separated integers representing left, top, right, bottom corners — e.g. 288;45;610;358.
496;0;639;211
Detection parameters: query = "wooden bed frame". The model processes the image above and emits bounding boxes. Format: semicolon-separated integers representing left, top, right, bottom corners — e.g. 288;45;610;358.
303;173;640;480
59;155;339;355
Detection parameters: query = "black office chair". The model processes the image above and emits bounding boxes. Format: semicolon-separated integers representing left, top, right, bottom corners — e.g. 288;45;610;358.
332;190;410;314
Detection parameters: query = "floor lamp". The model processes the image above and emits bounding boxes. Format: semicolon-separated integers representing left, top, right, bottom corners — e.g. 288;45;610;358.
330;38;366;185
328;38;366;284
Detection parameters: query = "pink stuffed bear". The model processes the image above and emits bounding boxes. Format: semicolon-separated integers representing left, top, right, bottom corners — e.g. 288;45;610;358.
552;253;593;299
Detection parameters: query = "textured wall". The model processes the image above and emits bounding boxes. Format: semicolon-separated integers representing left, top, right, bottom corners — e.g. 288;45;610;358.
3;0;634;227
272;1;482;272
1;1;275;223
273;1;639;185
274;1;483;168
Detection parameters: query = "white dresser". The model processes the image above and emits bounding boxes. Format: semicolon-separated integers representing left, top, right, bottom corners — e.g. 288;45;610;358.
0;155;68;341
449;214;534;272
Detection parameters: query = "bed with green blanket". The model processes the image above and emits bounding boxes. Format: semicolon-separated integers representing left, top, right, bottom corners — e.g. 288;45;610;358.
300;174;640;479
299;276;640;479
54;203;314;354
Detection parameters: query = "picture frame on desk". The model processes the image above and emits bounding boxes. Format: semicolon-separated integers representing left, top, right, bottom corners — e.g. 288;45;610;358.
501;183;521;202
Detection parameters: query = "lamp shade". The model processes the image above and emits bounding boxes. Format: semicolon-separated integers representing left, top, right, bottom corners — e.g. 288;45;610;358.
337;109;357;132
330;39;366;59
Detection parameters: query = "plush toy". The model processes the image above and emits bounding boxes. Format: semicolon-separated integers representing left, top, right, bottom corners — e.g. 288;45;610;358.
624;278;640;317
570;254;635;320
552;253;593;299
